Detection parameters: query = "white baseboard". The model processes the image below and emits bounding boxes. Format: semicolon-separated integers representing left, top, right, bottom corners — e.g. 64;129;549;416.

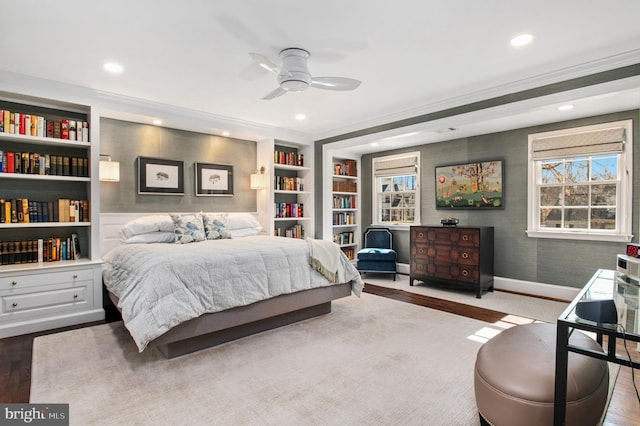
396;263;578;301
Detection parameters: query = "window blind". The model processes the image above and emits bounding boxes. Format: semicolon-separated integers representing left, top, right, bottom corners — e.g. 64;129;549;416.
374;155;418;176
531;127;625;160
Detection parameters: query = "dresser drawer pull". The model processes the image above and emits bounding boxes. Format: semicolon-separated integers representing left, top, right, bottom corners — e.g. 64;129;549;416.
462;235;469;241
462;253;469;259
462;270;469;276
11;281;17;286
73;294;79;299
418;232;424;238
12;303;18;308
73;274;78;279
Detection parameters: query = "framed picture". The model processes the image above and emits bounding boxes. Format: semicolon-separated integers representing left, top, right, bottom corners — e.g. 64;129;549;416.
195;162;234;196
435;160;504;209
137;156;184;195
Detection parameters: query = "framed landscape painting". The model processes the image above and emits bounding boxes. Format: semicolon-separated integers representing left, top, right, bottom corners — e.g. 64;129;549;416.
435;160;504;209
138;156;184;195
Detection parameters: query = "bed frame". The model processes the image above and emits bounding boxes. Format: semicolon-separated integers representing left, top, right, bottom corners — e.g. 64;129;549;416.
101;213;354;358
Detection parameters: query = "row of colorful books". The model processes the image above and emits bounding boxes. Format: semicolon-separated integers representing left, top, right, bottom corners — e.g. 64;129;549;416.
275;202;303;218
341;247;355;260
334;160;357;177
332;211;356;225
274;224;305;239
0;150;89;176
274;176;304;191
0;198;89;224
333;231;355;245
0;109;89;142
333;195;356;209
274;150;304;167
0;234;81;265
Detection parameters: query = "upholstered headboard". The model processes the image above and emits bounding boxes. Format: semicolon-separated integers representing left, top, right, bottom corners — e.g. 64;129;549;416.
99;212;261;257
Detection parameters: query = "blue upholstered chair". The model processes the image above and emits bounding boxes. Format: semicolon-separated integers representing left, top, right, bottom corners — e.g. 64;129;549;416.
356;227;397;280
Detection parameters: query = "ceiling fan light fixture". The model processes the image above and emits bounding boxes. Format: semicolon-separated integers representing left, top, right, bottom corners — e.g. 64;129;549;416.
250;47;361;100
281;80;309;92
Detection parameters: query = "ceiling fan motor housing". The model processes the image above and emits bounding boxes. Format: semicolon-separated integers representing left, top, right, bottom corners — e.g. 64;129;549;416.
278;48;312;92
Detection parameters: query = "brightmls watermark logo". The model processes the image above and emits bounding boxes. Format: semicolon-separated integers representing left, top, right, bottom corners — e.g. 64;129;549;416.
1;404;68;425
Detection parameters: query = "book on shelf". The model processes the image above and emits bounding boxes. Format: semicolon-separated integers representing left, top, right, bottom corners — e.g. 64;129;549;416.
0;106;90;142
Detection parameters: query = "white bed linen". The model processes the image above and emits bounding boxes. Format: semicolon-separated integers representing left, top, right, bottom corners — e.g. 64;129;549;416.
102;236;364;352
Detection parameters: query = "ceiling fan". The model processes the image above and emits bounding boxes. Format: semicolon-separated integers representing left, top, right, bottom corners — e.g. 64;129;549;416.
249;48;361;100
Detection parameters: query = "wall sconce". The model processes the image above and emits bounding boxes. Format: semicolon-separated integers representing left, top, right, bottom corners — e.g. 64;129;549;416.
250;166;267;189
99;154;120;182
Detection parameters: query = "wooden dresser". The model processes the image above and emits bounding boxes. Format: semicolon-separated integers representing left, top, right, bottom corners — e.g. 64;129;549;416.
410;226;494;298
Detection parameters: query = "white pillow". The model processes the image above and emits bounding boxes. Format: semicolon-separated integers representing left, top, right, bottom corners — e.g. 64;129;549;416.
229;227;262;238
170;213;206;244
120;215;174;239
123;232;175;244
227;213;262;230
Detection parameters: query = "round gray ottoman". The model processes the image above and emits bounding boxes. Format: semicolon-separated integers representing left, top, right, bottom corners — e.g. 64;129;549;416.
474;322;609;426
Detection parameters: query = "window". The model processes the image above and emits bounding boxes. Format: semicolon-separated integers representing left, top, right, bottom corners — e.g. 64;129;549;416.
526;120;632;242
373;152;420;226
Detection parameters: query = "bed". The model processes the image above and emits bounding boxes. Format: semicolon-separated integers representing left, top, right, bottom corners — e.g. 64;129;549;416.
100;212;364;358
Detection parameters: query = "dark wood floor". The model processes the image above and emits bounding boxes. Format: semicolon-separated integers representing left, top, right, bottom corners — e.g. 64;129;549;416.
1;284;638;425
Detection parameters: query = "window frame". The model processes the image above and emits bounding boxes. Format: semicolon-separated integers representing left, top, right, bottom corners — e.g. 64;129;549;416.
526;120;633;242
372;152;421;228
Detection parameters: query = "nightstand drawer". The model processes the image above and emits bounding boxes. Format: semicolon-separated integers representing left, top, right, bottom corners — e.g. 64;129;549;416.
0;268;92;290
0;284;89;319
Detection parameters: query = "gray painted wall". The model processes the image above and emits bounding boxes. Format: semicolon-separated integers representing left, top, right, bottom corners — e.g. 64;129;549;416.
100;118;257;213
359;110;639;288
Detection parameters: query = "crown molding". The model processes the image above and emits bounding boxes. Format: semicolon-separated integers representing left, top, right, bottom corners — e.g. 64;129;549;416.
0;70;314;144
315;49;640;142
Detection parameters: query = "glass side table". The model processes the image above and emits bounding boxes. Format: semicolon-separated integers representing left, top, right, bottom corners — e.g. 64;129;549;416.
554;269;640;425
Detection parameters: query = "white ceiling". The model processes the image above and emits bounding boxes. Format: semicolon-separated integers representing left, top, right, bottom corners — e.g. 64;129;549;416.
1;1;639;154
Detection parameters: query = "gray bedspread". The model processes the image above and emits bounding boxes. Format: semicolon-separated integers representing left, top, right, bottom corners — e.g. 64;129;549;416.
102;236;364;352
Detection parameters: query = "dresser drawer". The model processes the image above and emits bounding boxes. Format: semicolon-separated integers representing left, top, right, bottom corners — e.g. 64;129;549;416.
0;268;93;290
412;262;480;284
411;242;479;265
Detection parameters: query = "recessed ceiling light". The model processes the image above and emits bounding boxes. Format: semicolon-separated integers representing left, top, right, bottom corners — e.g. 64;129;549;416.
510;33;534;47
295;113;307;121
152;119;163;125
557;104;574;111
103;62;123;73
221;131;230;137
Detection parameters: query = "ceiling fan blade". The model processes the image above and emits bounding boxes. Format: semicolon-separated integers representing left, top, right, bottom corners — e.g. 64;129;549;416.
262;86;288;100
310;77;361;91
249;52;280;74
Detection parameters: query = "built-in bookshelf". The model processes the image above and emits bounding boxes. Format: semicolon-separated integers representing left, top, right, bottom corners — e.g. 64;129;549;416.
273;144;312;239
255;139;313;239
0;91;103;337
329;155;360;260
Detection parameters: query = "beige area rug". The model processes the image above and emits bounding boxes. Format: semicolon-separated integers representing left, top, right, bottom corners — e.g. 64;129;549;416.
31;293;497;426
364;273;569;323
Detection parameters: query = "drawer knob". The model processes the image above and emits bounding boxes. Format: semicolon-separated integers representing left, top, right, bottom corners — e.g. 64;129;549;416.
73;274;78;279
11;281;17;286
462;235;469;241
462;253;469;259
418;232;424;238
73;294;79;299
462;270;469;276
12;303;17;308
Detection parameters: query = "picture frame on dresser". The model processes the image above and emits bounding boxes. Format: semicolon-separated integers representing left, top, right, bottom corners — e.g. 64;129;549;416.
138;156;184;195
435;159;504;209
195;162;233;196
